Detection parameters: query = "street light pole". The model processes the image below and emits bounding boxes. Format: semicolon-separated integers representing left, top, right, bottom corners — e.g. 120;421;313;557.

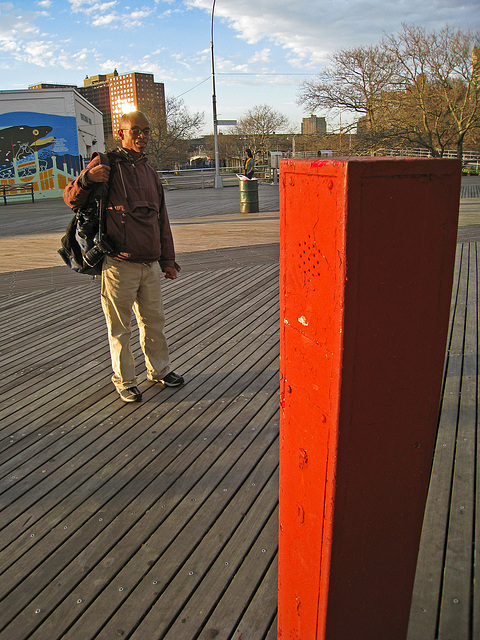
210;0;223;188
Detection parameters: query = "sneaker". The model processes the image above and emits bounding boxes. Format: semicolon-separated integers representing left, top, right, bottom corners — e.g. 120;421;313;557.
119;386;142;402
158;371;184;387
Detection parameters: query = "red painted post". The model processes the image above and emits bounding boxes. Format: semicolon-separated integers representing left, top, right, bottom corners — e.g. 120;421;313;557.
278;158;461;640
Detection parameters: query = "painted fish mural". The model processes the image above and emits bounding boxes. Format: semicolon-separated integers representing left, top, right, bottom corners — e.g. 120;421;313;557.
0;125;55;166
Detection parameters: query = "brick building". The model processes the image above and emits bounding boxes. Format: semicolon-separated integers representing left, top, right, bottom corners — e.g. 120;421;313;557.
77;70;166;140
301;115;327;136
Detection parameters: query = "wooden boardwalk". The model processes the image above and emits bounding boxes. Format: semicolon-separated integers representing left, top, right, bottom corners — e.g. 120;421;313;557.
0;176;479;639
408;240;480;640
0;263;280;640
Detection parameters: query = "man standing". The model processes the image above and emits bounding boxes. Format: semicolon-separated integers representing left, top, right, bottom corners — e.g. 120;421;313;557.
63;111;183;402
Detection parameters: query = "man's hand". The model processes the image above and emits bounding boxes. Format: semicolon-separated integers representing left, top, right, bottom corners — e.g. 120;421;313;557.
86;164;110;183
163;266;178;280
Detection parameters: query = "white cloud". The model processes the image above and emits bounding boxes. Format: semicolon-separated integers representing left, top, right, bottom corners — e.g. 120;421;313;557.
68;0;110;11
68;0;153;28
0;2;95;71
11;39;62;67
0;6;40;45
251;48;271;64
96;53;179;82
91;13;116;26
186;0;480;67
172;52;192;70
0;40;18;52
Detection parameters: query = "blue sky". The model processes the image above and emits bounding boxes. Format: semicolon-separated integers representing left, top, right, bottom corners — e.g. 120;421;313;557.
0;0;478;134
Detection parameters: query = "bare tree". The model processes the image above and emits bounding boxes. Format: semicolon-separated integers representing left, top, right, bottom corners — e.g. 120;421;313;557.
384;25;480;158
299;45;399;152
299;27;480;158
144;95;204;169
233;104;290;162
104;96;204;168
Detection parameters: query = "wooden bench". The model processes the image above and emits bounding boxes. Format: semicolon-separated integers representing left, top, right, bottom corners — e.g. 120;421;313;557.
1;183;35;205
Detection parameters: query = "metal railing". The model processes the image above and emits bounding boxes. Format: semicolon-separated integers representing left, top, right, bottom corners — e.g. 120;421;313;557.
158;165;270;190
380;148;480;163
156;149;480;190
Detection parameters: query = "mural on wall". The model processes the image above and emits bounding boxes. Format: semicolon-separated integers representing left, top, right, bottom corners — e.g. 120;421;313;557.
0;111;82;199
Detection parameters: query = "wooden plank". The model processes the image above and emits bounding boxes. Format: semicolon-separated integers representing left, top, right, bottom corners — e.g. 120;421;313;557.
460;184;480;198
130;481;278;639
0;265;272;385
0;264;280;640
0;268;279;471
475;264;480;635
7;411;279;640
407;244;468;639
0;268;278;482
160;507;279;640
84;442;279;640
0;266;241;371
0;384;280;636
0;265;277;429
233;554;278;638
437;242;477;638
265;617;279;640
0;353;277;578
0;331;278;506
0;334;278;561
0;301;279;545
0;269;222;395
0;257;271;350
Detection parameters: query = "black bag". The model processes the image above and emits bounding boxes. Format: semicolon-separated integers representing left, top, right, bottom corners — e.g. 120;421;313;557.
58;196;114;276
58;153;116;276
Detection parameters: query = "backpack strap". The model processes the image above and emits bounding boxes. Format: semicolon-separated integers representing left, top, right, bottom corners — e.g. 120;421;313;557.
94;152;117;242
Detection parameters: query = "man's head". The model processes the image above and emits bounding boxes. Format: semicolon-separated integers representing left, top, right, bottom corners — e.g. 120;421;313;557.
118;111;150;159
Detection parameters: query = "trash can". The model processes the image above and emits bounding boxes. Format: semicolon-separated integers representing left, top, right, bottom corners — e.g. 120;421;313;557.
239;179;259;213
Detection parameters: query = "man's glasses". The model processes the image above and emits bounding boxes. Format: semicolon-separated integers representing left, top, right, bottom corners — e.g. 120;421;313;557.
122;127;151;136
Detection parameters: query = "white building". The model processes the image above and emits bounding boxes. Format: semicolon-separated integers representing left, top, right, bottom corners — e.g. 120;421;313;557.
0;88;104;199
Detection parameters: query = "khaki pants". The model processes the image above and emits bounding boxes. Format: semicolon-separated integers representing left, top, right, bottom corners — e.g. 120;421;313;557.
101;256;171;391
